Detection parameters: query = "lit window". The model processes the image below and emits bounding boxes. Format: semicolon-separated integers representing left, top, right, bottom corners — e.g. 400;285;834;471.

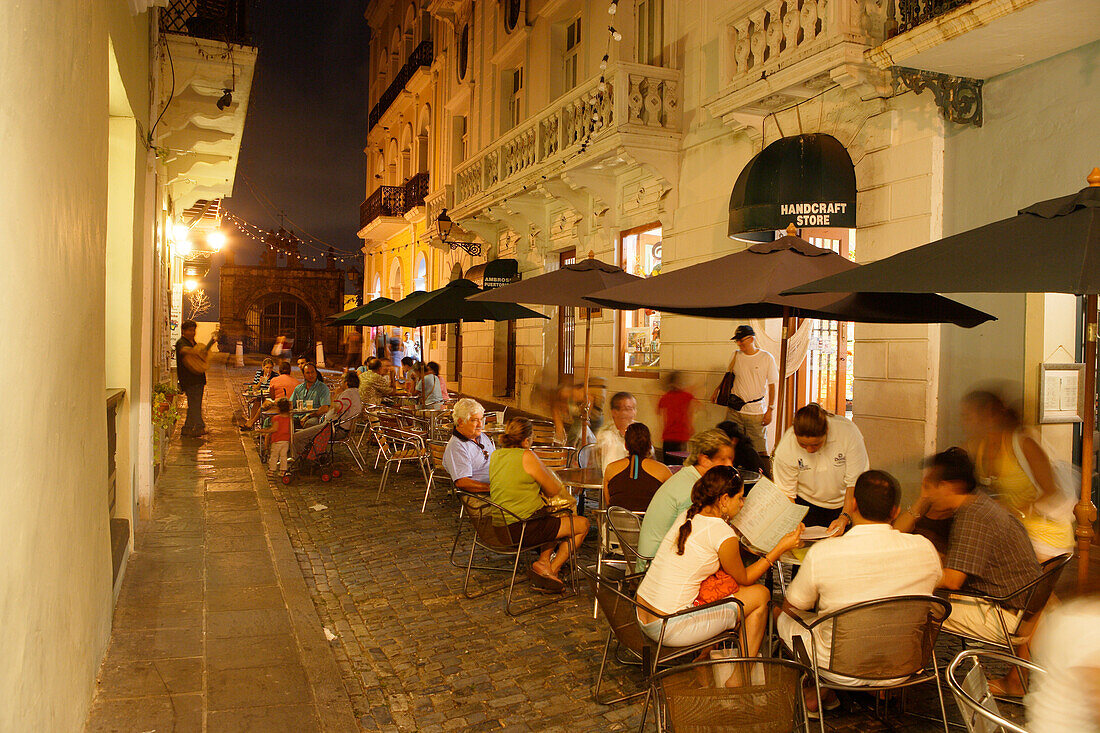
414;254;428;291
564;17;581;90
619;224;662;375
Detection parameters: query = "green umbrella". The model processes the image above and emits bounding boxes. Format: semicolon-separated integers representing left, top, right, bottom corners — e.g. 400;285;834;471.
327;296;394;325
365;280;547;327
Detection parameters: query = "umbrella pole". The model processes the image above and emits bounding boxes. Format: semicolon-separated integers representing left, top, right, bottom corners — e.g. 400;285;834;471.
581;308;593;449
775;306;792;446
1077;294;1098;588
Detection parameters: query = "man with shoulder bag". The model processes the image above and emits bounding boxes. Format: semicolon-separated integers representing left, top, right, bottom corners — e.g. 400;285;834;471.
711;325;778;456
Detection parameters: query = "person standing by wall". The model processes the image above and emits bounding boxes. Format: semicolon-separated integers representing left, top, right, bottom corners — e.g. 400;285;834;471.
344;327;363;372
713;325;779;456
176;319;207;437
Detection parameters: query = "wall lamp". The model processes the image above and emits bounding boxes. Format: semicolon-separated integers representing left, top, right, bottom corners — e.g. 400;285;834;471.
216;89;233;110
436;209;482;257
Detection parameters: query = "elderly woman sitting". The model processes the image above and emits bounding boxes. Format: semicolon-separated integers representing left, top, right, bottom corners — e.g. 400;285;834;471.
443;398;496;493
489;418;590;592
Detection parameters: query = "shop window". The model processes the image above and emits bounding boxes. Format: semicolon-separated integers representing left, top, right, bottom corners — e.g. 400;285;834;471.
800;229;856;417
636;0;663;66
618;223;662;376
564;16;581;90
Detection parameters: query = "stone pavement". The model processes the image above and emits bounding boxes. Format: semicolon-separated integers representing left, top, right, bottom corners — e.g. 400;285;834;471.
86;362;1043;732
84;364;358;732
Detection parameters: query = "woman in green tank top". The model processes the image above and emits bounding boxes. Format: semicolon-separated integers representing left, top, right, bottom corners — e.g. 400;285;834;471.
489;417;591;592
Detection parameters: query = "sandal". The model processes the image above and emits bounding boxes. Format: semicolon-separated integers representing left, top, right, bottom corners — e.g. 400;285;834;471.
528;567;564;594
987;678;1026;698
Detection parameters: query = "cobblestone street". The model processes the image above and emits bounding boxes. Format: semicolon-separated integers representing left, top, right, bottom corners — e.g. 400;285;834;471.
236;363;970;733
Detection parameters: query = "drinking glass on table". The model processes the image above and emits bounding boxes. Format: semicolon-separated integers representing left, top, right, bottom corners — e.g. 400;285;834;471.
296;400;304;410
305;400;314;409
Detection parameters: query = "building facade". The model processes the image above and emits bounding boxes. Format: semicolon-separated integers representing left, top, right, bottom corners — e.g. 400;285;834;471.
0;1;255;728
360;1;1099;485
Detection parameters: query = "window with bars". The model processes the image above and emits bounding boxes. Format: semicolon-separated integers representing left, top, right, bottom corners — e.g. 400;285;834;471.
804;230;856;417
636;0;663;66
564;17;581;90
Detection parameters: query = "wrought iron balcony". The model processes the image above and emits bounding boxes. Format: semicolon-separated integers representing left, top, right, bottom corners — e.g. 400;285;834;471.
368;40;433;133
159;0;250;46
359;186;406;230
895;0;976;35
403;172;430;210
358;172;430;233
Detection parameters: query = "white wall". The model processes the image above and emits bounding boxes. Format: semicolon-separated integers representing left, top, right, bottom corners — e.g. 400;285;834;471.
0;2;154;730
940;40;1100;455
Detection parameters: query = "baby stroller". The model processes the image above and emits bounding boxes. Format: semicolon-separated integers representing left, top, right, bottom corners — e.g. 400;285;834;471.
283;421;342;485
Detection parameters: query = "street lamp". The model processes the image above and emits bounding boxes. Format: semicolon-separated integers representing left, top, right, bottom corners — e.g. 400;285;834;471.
184;279;198;291
208;230;227;250
435;209;482;257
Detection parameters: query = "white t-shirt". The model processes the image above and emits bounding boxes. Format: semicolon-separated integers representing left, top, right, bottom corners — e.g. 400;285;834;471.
636;512;737;614
1027;597;1100;733
596;424;628;472
773;414;869;508
780;524;942;685
730;348;780;415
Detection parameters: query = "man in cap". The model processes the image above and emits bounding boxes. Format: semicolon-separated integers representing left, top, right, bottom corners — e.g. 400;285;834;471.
713;324;779;455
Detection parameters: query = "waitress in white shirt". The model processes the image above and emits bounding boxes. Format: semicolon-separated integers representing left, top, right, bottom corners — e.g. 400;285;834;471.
772;403;869;533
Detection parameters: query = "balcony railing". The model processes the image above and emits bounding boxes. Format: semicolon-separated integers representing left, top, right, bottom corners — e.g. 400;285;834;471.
159;0;250;45
359;172;430;230
360;186;405;230
404;172;430;210
368;40;433;132
896;0;976;34
452;62;681;208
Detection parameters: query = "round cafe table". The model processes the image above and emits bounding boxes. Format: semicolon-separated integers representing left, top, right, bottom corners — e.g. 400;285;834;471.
554;466;603;514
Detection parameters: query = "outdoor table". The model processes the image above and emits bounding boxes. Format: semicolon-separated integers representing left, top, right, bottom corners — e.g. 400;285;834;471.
417;406;448;441
554;466;603;515
665;450;689;462
741;537;809;595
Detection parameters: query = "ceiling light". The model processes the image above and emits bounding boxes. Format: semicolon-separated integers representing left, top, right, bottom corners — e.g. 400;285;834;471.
184;279;198;291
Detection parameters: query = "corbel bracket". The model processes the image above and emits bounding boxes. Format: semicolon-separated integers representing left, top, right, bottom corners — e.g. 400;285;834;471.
892;66;983;127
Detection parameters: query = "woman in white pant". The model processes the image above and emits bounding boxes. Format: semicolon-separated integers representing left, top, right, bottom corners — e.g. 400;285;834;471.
636;466;802;661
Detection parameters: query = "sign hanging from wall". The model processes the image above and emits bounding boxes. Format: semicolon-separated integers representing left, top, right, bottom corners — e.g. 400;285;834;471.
482;258;520;290
728;133;857;241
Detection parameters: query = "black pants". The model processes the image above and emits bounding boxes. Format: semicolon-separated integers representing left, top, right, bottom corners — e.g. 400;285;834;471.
182;383;206;435
661;441;687;465
794;496;842;528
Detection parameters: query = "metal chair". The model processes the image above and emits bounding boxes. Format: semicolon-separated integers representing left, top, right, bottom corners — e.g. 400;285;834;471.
645;657;815;733
375;425;429;499
327;415;364;471
531;420;558;444
947;649;1042;733
454;490;579;617
422;439;454;512
574;441;597;468
532;445;574;470
776;594;953;733
939;553;1071;660
584;564;747;710
606;506;652;573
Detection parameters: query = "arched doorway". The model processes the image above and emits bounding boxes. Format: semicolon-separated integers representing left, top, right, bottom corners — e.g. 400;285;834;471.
245;293;313;357
389;259;404;300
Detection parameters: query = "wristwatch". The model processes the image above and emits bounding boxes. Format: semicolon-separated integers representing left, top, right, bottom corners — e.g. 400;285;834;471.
840;512;852;527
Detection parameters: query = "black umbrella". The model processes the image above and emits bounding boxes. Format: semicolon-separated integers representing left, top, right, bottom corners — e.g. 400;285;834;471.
585;226;995;435
469;255;642;420
785;170;1100;581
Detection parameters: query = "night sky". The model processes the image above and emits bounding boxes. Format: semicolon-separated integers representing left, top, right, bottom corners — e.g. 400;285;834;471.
205;0;369;314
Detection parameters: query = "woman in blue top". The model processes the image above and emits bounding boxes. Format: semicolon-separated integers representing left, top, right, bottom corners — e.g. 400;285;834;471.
415;362;444;408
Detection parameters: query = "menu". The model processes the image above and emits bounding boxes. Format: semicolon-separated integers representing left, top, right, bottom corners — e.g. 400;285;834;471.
731;477;808;553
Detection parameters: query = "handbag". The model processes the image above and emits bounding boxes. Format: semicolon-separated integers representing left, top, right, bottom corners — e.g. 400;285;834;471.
713;371;736;407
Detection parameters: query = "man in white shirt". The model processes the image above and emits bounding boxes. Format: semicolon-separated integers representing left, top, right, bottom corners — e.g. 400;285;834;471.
715;325;779;455
777;470;942;710
596;391;637;471
773;403;869;533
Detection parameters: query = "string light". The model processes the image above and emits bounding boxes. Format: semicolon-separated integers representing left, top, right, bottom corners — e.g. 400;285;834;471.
608;0;618;13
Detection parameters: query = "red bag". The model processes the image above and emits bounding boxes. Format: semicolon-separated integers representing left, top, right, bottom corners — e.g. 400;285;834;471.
693;569;739;606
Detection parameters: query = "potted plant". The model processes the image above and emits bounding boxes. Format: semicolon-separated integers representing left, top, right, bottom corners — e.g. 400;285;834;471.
152;382;181;467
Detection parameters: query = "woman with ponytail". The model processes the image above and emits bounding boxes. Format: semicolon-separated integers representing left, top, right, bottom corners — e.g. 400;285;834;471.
636;466;803;661
603;423;671;511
